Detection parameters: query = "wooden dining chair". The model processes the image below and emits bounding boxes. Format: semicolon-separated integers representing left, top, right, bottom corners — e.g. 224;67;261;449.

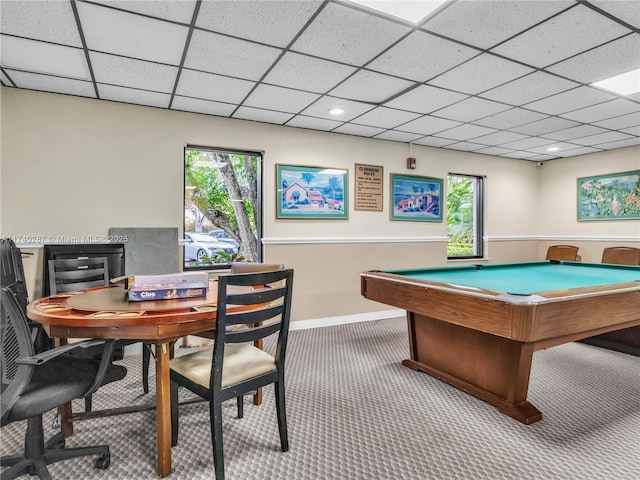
170;269;294;480
545;245;579;261
601;246;640;265
579;246;640;355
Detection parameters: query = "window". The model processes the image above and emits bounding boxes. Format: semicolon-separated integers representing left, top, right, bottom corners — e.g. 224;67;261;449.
447;174;483;259
183;146;262;270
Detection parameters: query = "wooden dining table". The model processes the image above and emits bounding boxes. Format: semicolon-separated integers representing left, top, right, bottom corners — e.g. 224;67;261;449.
26;279;249;478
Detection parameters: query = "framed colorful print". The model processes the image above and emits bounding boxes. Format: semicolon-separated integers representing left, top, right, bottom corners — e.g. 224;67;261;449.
577;170;640;220
276;164;349;219
390;173;443;222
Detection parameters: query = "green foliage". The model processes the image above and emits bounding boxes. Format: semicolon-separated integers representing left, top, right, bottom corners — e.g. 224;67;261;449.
447;176;474;244
447;243;474;257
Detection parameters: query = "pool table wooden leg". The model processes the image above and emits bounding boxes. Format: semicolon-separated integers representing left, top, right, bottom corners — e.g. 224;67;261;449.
405;312;542;425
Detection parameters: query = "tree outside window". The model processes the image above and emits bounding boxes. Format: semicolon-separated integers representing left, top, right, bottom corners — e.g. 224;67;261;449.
447;174;483;258
184;147;262;269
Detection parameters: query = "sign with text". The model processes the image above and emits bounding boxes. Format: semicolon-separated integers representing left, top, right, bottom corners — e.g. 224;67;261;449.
354;163;383;211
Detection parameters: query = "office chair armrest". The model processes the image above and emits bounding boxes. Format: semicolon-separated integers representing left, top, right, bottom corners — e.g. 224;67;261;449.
15;339;109;365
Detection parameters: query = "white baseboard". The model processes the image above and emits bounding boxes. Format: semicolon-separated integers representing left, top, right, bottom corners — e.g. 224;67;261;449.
289;309;405;331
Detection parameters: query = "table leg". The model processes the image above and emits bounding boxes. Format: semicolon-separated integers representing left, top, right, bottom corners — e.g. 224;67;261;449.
405;312;541;425
156;341;172;477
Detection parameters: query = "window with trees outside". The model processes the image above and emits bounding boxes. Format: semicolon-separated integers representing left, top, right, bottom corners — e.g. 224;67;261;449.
184;146;262;270
447;174;483;259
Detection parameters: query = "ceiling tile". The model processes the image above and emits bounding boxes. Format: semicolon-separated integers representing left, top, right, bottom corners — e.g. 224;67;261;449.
0;0;81;46
442;141;488;152
479;71;579;106
559;98;640;123
473;108;548;130
185;30;282;81
90;52;178;92
500;151;539;159
292;2;410;66
196;0;321;48
263;52;356;93
509;117;579;136
593;112;640;129
232;106;294;125
332;123;385;137
176;68;254;103
541;124;609;141
243;84;319;113
286;115;343;131
428;53;534;95
397;115;461;135
570;131;635;147
412;136;456;147
383;85;468;114
352;107;421;129
492;4;631;67
432;123;498;141
621;125;640;136
547;34;640;84
367;30;479;82
1;36;89;79
98;84;171;108
432;97;511;123
471;130;528;146
423;0;573;49
299;96;375;121
589;0;640;29
524;86;617;115
1;71;12;85
473;146;517;156
77;2;188;65
553;146;603;157
93;1;197;24
3;70;96;98
171;95;236;117
374;130;424;143
500;136;556;150
590;137;640;150
329;69;415;103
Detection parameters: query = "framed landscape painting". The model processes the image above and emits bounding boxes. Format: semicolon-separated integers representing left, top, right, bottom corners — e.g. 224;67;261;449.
390;173;443;222
577;170;640;220
276;164;349;219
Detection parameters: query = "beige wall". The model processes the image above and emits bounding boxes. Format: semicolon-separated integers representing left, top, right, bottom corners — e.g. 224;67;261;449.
2;87;639;321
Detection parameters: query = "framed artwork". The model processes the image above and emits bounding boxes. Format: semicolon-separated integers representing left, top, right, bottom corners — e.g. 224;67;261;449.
390;173;443;222
276;164;349;219
577;170;640;221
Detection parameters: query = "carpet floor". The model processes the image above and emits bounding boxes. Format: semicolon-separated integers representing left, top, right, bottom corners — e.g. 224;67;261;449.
1;317;639;479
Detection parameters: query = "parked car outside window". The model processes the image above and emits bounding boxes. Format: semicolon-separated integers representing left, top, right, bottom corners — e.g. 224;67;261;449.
208;230;240;251
184;232;238;263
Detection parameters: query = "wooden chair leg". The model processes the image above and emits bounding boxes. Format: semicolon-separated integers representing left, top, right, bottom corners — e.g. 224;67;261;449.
275;380;288;452
210;398;225;480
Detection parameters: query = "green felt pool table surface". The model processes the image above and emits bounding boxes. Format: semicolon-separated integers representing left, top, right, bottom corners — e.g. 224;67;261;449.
381;261;640;296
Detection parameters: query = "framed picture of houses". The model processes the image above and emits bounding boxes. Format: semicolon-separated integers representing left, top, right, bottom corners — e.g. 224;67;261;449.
390;173;443;222
276;164;349;219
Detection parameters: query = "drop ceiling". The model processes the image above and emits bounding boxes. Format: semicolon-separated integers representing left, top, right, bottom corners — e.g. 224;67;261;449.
1;0;639;161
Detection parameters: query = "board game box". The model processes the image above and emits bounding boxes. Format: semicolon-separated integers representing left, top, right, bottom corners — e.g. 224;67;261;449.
127;272;208;302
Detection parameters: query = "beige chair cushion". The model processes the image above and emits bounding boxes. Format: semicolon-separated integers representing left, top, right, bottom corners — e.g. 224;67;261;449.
170;343;276;388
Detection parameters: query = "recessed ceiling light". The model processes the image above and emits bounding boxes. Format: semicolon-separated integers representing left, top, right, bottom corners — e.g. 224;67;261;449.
547;147;560;152
349;0;449;23
592;68;640;96
328;107;345;115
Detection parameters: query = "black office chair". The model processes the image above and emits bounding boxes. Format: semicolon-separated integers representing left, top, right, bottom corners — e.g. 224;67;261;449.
170;269;294;480
0;287;126;480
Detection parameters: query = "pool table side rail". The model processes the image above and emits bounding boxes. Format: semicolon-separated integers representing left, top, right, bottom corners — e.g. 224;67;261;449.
360;272;640;343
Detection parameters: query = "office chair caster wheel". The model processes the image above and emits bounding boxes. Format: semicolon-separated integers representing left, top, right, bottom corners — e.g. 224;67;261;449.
95;454;110;470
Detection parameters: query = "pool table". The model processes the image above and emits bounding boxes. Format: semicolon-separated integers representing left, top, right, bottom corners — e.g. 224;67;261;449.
360;261;640;424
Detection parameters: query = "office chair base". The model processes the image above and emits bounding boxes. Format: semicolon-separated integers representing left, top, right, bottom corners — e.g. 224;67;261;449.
0;416;110;480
